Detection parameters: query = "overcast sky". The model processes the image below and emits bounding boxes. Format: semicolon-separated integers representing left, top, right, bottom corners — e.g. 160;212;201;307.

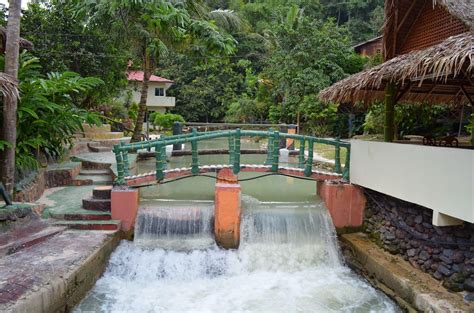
0;0;31;9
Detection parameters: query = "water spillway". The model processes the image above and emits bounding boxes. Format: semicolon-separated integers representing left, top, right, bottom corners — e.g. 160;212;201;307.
75;195;400;312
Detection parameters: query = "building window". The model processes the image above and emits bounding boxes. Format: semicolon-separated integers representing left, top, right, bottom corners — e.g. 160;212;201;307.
155;87;164;96
376;49;381;55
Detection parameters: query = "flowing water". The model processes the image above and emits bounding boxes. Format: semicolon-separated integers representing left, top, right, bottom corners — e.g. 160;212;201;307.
75;138;400;312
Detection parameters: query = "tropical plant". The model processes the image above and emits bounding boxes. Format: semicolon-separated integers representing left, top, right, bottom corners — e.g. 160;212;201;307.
0;52;103;175
73;0;238;141
150;112;184;130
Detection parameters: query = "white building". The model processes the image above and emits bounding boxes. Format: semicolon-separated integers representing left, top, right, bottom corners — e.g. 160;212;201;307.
126;71;175;113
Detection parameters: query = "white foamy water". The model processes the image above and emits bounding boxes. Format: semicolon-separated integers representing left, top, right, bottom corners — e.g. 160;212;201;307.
75;197;400;313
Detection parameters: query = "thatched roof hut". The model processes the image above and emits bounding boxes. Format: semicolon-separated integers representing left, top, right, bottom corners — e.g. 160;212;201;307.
0;26;33;54
320;32;473;105
320;0;473;106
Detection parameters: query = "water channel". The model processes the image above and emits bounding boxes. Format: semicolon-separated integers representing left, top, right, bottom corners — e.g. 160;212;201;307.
75;138;400;312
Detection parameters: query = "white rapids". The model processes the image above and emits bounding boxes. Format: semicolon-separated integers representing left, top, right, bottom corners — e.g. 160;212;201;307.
75;196;400;313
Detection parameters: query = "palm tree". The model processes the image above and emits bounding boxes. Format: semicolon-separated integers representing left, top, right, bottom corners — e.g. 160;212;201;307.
75;0;239;141
1;0;22;195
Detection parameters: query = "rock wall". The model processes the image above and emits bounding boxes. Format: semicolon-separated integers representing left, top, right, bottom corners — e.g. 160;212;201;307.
14;163;82;202
364;190;474;293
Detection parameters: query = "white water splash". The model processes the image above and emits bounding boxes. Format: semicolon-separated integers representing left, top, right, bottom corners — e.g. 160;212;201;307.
75;197;400;313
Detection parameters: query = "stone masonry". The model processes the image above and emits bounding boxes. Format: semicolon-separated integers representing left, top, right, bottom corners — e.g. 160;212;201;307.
364;190;474;293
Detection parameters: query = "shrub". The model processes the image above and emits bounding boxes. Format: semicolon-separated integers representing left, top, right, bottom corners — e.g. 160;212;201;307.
150;112;185;130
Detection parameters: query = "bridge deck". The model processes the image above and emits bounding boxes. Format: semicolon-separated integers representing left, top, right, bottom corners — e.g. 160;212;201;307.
125;164;342;187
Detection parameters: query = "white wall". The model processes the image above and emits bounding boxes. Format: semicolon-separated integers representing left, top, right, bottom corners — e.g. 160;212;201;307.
127;82;175;111
350;140;474;225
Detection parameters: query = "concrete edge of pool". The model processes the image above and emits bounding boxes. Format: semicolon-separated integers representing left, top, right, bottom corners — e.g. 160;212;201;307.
341;233;471;313
0;230;120;313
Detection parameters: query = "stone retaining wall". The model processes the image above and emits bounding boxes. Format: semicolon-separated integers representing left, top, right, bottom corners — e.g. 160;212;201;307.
364;190;474;292
14;163;82;202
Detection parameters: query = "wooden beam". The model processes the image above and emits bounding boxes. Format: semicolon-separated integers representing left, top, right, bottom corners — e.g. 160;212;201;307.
398;0;427;52
460;85;474;106
396;0;418;32
395;82;411;102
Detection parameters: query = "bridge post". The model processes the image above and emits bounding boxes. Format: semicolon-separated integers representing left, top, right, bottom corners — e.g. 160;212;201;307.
191;128;199;174
215;168;241;249
317;181;365;230
111;187;139;232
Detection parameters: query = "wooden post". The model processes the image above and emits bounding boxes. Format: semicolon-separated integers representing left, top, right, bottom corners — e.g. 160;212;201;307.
471;113;474;146
120;141;130;177
334;138;342;174
114;146;125;185
384;82;397;142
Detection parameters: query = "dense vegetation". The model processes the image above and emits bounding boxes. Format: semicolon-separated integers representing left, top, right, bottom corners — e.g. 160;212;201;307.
0;0;463;182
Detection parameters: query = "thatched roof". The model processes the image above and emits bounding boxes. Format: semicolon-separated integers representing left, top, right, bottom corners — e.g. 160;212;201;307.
0;72;19;99
0;26;33;54
319;32;474;105
434;0;474;30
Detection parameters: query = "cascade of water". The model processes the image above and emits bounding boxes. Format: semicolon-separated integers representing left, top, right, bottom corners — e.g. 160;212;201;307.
75;196;400;313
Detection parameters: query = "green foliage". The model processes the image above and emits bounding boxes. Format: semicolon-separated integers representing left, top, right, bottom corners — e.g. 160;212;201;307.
0;52;103;172
466;114;474;136
21;0;128;107
150;112;185;129
363;102;451;137
128;103;139;122
299;95;339;136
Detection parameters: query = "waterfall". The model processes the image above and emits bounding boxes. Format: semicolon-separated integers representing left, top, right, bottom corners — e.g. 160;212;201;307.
75;195;399;313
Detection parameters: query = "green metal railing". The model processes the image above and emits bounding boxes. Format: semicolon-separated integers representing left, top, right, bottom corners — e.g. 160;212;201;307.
113;129;351;185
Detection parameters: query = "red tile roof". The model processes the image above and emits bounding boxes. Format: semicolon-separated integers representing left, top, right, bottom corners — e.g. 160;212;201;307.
127;71;173;83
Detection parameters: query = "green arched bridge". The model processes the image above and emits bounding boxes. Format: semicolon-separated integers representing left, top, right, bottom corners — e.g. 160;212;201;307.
113;129;351;187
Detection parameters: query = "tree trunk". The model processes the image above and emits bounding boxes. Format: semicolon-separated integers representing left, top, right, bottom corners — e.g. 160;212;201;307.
0;0;22;195
132;66;152;142
384;82;397;142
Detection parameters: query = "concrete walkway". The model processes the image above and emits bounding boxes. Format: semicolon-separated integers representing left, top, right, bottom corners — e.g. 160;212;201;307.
0;230;119;312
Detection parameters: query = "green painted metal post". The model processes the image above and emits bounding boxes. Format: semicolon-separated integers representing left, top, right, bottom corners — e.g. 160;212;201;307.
342;146;351;181
160;135;167;171
155;141;165;181
271;131;279;172
120;141;130;177
228;135;235;165
265;129;274;165
334;138;342;174
304;139;313;177
298;138;305;168
233;129;241;174
114;146;125;185
191;128;199;175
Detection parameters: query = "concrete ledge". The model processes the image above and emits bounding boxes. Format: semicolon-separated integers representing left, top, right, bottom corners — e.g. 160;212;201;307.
341;233;471;312
0;230;120;313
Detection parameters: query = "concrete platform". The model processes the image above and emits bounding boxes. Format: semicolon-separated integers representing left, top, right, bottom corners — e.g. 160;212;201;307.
341;233;471;312
0;230;120;312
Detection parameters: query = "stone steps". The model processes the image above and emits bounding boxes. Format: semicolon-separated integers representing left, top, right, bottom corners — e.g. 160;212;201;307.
53;220;121;231
84;131;124;140
82;198;111;212
74;174;113;186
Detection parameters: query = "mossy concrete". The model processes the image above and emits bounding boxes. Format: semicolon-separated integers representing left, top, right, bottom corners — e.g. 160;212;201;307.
341;233;471;312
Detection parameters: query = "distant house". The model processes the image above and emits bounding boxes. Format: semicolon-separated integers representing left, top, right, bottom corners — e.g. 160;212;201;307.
353;36;383;57
125;71;175;114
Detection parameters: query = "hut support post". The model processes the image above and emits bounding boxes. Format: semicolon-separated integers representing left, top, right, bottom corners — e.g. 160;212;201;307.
471;113;474;146
384;83;397;142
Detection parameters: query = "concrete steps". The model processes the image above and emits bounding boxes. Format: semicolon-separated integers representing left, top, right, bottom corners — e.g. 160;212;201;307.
53;220;121;231
61;210;112;221
82;198;111;212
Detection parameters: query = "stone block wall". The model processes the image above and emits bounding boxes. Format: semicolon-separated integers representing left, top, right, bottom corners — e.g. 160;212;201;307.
13;163;82;202
364;190;474;292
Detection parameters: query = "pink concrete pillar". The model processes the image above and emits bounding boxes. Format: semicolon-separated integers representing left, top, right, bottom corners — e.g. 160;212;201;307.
215;169;241;249
317;181;366;229
111;187;139;232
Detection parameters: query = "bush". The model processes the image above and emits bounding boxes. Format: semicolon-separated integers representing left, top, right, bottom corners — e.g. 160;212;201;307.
150;112;185;130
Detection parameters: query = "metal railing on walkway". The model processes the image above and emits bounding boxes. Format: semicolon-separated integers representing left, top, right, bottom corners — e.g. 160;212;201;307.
113;129;350;185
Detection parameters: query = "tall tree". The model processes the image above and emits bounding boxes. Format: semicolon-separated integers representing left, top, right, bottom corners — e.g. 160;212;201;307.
75;0;237;141
1;0;22;195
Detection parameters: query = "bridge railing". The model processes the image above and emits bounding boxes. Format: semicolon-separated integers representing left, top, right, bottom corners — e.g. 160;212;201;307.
112;129;350;185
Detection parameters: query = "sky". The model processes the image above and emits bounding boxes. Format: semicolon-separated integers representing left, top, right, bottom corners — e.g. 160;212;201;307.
0;1;31;9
